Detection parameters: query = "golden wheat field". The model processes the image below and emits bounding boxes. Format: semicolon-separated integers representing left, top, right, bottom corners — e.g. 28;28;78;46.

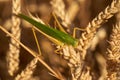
0;0;120;80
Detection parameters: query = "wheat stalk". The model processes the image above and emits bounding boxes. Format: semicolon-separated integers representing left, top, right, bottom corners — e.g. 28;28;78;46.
15;58;38;80
6;0;21;76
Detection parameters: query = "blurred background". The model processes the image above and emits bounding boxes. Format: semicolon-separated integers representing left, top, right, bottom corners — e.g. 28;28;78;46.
0;0;116;80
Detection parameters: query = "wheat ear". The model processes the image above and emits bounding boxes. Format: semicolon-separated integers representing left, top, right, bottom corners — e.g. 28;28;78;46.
60;45;93;80
50;0;66;25
15;58;38;80
107;24;120;61
107;23;120;79
6;0;21;76
63;0;81;27
51;0;81;28
60;46;82;80
77;0;120;59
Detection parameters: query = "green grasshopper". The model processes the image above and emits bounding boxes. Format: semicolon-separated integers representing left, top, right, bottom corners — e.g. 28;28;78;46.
17;13;79;47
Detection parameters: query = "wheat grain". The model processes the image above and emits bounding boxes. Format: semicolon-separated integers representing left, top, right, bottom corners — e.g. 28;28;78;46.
6;0;21;76
15;58;38;80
